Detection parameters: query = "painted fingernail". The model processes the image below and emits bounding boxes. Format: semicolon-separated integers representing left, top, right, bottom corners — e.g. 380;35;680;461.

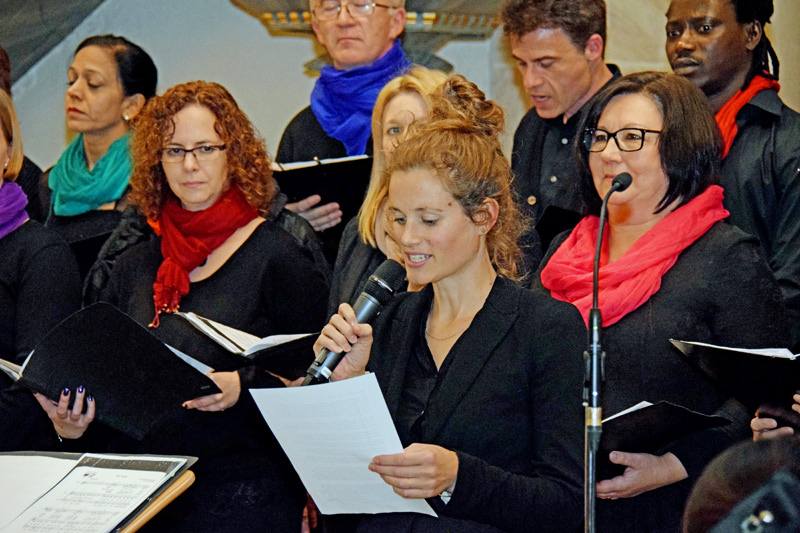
87;396;93;402
63;388;70;396
78;386;84;394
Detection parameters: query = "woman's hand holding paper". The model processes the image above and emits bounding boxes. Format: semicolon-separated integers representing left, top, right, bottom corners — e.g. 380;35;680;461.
369;443;459;499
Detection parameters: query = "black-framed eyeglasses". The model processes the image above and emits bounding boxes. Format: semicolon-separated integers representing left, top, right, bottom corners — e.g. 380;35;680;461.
583;128;662;153
161;144;227;163
314;1;393;21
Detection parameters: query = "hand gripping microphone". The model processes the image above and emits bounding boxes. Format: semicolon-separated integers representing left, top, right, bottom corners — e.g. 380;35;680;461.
302;259;407;385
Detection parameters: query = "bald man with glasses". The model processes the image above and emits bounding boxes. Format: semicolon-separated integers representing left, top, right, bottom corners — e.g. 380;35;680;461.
277;0;409;236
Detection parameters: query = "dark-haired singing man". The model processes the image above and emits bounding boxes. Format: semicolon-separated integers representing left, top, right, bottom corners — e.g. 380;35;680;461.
502;0;617;252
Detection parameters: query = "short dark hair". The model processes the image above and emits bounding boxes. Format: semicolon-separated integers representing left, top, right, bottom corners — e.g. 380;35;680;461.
0;45;10;95
575;71;721;216
729;0;779;83
75;35;157;99
501;0;606;51
683;436;800;533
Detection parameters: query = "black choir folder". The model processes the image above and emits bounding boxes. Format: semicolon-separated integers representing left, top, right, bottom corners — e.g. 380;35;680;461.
670;339;800;430
272;155;372;225
7;303;220;441
175;311;317;380
598;401;730;480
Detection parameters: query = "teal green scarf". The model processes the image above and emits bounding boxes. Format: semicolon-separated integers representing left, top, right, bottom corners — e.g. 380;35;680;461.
49;131;132;216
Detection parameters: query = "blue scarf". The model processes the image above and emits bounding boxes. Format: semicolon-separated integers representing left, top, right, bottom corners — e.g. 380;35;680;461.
0;181;29;240
311;40;411;156
49;131;132;216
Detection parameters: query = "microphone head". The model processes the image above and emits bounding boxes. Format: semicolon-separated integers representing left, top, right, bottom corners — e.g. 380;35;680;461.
364;259;407;306
612;172;633;192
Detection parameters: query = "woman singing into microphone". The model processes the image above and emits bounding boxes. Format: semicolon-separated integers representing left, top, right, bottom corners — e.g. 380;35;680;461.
315;75;587;532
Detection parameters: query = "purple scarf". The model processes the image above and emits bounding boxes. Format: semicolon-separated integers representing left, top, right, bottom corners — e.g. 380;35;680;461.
310;40;411;156
0;181;29;240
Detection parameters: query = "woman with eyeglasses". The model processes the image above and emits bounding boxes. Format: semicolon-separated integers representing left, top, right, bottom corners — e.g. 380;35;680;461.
533;71;789;533
34;80;331;532
42;35;156;281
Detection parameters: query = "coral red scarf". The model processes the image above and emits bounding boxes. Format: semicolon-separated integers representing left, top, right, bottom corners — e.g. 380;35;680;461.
148;186;258;326
540;185;729;327
716;74;780;158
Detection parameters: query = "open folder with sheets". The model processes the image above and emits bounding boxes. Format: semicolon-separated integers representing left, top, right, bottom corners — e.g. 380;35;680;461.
251;373;436;517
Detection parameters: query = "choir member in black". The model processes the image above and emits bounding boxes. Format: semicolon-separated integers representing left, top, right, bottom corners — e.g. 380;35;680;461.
34;81;330;532
0;89;80;376
315;75;586;532
329;66;446;313
42;35;157;280
534;71;789;532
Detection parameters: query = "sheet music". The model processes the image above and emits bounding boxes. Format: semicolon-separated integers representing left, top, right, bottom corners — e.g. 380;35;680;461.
250;373;436;517
3;454;185;533
0;455;76;529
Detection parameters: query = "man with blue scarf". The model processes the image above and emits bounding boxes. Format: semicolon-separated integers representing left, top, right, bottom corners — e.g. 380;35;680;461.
277;0;409;234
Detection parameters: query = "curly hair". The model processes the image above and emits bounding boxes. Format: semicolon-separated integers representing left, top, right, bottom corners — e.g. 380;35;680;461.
385;75;527;280
501;0;606;52
129;80;276;219
358;67;448;247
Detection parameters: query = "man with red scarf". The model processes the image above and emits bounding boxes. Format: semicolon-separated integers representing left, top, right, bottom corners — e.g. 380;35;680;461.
667;0;800;348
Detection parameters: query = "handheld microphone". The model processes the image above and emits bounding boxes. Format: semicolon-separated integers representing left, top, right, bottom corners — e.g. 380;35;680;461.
302;259;406;385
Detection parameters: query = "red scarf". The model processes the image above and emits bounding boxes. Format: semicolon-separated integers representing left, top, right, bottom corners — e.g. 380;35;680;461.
148;186;258;327
716;74;780;158
540;185;729;327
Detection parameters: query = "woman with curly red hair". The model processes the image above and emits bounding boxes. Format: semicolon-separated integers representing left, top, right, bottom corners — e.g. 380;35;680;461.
34;80;330;531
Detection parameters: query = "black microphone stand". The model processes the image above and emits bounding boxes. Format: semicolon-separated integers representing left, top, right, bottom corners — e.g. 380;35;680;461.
585;175;629;532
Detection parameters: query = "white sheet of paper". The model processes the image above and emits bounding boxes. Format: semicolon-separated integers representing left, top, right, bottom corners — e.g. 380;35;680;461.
251;373;436;517
0;455;77;529
603;401;653;422
670;339;798;359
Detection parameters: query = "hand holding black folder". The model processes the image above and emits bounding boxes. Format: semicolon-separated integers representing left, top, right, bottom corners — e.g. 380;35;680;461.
20;303;220;440
598;401;730;480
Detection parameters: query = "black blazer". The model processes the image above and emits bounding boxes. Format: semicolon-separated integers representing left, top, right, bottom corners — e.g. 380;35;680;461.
357;276;586;532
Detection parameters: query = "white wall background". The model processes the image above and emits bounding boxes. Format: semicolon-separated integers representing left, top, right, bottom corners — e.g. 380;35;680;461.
11;0;799;169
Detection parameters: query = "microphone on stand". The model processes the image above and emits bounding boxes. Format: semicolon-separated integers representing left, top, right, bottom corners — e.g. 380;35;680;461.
585;172;632;533
302;259;406;386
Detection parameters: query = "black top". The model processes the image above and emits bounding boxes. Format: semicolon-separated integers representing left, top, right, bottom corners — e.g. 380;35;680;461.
15;156;45;222
535;222;789;533
719;89;800;350
328;217;393;316
511;65;621;251
94;219;331;532
355;276;587;532
0;220;81;365
276;106;374;164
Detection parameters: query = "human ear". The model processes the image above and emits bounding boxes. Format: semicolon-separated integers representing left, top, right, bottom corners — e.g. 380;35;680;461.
583;34;605;62
473;198;500;234
389;7;406;39
121;93;146;122
744;21;762;52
